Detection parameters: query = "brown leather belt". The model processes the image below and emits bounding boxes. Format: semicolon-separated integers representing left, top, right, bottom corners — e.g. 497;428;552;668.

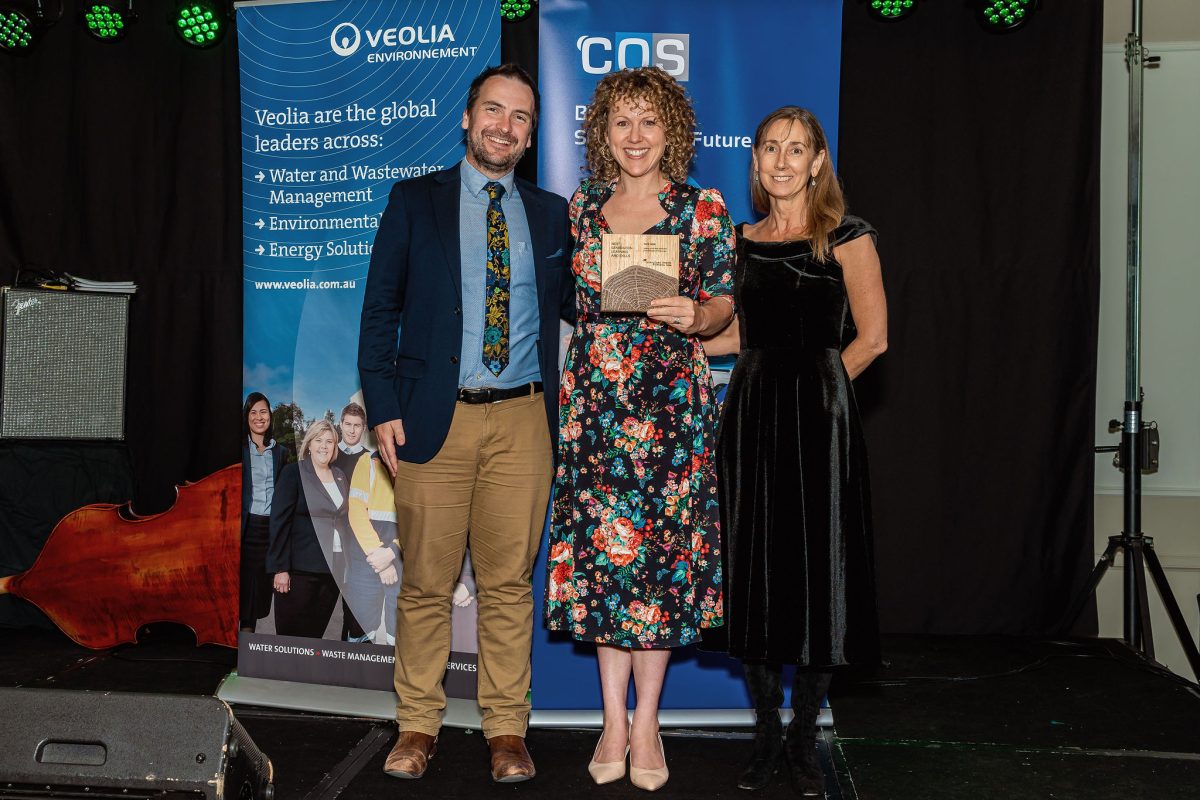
456;382;543;404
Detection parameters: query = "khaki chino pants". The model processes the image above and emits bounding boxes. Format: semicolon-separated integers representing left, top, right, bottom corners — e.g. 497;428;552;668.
392;392;552;738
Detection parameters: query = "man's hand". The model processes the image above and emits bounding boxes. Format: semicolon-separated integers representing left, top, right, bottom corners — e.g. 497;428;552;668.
379;564;399;586
273;571;291;594
452;582;474;608
374;419;406;477
366;546;397;572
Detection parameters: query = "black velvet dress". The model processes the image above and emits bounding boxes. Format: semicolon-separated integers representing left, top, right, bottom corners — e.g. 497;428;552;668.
708;216;880;667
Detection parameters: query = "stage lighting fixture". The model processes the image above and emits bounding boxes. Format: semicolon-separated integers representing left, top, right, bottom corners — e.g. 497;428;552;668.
978;0;1036;32
500;0;534;22
83;2;133;42
867;0;917;21
0;6;35;51
173;2;223;48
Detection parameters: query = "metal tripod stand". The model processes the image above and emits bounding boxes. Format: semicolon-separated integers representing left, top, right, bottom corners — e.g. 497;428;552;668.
1059;0;1200;683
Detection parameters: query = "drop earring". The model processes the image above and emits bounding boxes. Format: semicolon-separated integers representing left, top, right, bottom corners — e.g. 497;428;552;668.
809;175;817;187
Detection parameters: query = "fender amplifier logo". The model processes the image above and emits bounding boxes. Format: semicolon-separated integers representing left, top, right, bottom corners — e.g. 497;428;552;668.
330;21;455;57
11;296;40;317
576;33;690;81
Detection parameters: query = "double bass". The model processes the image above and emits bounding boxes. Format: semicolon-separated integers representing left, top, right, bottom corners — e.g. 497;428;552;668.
0;465;240;649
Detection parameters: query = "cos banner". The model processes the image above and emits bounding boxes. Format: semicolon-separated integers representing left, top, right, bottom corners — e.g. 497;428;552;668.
236;0;496;704
533;0;845;715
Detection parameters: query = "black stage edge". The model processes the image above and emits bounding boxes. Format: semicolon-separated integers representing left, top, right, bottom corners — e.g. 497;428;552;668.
3;631;1197;799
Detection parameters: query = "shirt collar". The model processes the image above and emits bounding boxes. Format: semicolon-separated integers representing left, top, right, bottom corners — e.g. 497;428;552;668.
339;442;364;454
460;157;516;199
248;435;275;451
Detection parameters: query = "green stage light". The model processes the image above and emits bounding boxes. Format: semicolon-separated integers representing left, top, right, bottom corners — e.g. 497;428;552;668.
0;7;34;52
83;3;130;42
500;0;534;22
978;0;1036;32
174;2;223;48
868;0;917;21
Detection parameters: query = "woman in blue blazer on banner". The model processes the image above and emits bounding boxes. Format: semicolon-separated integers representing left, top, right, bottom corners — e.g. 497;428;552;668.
240;392;289;633
267;419;350;639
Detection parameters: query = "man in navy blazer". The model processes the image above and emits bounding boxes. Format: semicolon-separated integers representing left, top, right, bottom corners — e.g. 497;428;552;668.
358;64;572;784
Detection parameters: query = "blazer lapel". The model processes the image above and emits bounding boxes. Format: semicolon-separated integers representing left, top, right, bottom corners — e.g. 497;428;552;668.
432;165;463;300
520;180;549;310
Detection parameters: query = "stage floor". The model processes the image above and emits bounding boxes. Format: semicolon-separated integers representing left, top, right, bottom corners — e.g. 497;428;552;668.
1;629;1197;799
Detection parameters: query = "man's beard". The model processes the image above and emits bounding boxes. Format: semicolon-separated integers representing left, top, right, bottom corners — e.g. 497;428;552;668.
469;128;525;174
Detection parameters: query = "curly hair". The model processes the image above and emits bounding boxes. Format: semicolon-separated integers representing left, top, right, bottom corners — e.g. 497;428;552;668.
582;67;695;183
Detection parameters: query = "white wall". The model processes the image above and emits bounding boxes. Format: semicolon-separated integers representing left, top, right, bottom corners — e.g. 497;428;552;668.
1096;19;1200;679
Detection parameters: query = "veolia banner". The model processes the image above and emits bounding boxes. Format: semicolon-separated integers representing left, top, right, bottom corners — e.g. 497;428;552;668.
236;0;497;704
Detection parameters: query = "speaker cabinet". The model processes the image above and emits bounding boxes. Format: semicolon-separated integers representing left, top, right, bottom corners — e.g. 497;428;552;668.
0;288;129;440
0;689;273;800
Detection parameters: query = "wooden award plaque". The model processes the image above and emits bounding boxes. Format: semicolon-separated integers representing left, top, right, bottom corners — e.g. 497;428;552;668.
600;233;680;313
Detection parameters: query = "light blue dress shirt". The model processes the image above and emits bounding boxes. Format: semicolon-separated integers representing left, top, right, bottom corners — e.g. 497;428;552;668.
457;158;540;389
247;436;275;516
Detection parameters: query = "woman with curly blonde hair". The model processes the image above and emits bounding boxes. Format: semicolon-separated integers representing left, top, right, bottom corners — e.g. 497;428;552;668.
544;67;736;790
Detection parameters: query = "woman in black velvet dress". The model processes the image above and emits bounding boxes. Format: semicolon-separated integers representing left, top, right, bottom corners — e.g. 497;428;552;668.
704;106;887;797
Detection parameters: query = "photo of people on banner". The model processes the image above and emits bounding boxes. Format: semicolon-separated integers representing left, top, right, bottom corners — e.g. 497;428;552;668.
240;392;479;694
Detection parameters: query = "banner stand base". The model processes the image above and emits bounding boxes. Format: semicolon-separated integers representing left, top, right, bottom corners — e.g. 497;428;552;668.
216;673;831;729
531;707;832;729
216;672;483;729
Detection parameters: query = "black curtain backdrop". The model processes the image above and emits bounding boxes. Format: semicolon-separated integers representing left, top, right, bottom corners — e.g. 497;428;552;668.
838;2;1103;635
0;2;241;625
0;6;241;518
0;4;1099;636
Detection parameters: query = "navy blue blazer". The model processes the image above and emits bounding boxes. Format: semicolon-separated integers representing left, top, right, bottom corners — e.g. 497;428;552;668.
240;440;290;536
266;459;349;575
358;163;574;464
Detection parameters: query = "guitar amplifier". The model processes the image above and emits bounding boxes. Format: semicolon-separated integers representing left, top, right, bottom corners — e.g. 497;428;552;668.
0;688;274;800
0;287;129;440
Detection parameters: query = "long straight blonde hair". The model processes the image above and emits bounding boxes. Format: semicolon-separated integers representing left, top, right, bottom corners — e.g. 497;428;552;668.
750;106;845;262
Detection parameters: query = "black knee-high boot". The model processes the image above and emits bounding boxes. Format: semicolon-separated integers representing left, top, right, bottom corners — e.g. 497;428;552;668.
786;671;832;797
738;662;784;790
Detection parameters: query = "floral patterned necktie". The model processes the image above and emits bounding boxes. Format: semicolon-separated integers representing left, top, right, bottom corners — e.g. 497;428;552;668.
483;181;509;376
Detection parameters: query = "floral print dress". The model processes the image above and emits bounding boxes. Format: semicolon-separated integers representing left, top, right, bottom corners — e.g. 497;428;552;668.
545;180;735;649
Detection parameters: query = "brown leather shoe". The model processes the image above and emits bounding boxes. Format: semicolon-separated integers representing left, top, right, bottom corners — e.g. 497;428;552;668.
488;735;535;783
383;731;437;779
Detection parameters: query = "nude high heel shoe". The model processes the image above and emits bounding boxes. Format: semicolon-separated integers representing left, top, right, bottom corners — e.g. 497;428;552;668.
587;733;628;785
629;733;669;791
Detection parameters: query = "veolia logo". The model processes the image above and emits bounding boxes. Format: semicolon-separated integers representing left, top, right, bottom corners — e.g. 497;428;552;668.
576;33;690;81
330;22;361;57
330;21;456;57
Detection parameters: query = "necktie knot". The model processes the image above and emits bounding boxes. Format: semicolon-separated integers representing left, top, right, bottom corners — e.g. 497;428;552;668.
484;181;505;202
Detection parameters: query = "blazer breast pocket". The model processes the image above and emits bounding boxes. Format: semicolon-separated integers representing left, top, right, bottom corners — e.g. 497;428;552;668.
394;355;426;378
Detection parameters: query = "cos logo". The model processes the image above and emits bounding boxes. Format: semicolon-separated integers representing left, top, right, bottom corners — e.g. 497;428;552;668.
330;22;362;57
576;33;690;81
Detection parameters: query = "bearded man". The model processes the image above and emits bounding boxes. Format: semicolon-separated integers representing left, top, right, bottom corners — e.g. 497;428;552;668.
358;63;573;783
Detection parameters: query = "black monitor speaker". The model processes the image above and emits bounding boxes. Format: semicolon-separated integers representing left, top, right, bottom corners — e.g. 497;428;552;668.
0;688;273;799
